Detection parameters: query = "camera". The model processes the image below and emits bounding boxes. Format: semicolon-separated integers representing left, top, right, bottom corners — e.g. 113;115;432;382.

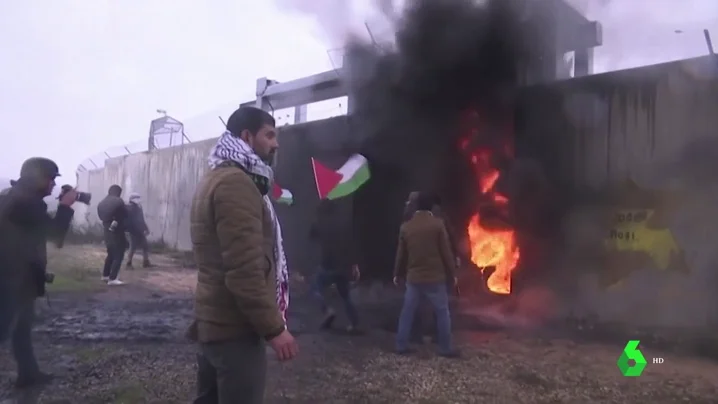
59;185;92;205
44;272;55;284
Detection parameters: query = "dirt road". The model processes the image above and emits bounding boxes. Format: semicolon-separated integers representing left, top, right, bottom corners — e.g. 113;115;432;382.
1;244;717;403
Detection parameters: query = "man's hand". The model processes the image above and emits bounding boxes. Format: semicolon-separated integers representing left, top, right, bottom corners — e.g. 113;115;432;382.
352;265;360;281
393;276;402;286
268;329;298;362
453;276;459;287
59;188;77;206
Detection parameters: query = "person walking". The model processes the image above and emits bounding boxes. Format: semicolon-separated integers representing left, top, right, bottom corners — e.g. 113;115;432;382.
188;106;297;404
126;192;152;269
0;157;77;388
394;192;460;358
97;185;128;285
309;200;361;334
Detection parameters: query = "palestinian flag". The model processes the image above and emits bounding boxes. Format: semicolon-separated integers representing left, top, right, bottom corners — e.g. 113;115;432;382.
312;154;370;200
272;183;293;205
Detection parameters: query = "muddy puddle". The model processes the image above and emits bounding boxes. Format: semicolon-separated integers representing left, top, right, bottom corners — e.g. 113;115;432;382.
33;297;193;342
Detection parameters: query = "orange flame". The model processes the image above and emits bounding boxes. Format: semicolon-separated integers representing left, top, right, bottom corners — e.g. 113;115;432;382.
462;113;520;295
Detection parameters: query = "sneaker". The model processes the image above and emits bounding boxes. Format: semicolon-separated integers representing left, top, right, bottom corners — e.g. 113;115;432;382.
320;309;336;330
107;279;125;286
126;263;134;270
142;262;154;268
101;276;110;281
346;325;364;336
15;371;54;389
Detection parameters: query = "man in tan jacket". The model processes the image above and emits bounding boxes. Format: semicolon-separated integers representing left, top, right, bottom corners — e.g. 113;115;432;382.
394;192;459;358
189;106;298;404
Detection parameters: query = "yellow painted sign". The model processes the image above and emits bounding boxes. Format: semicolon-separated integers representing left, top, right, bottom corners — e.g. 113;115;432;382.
600;180;689;289
605;209;684;272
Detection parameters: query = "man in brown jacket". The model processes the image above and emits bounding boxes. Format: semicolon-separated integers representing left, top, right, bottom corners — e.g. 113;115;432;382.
189;106;298;404
394;192;459;357
402;191;460;342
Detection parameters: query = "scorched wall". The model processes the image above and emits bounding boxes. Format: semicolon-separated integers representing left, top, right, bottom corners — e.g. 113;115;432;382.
518;55;718;328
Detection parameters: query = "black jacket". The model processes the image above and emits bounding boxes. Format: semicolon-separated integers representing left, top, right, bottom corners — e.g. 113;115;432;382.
0;179;74;340
310;214;356;274
126;202;148;235
97;195;128;233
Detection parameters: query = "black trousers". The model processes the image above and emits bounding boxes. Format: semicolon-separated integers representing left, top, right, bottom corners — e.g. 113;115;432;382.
103;232;127;280
8;298;40;379
127;233;150;265
193;335;267;404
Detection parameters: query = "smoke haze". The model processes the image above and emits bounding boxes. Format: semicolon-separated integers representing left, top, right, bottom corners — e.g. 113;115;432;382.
274;0;718;335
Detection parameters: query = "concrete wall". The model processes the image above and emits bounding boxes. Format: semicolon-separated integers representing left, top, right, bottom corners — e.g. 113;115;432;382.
75;56;718;329
75;117;352;276
518;55;718;328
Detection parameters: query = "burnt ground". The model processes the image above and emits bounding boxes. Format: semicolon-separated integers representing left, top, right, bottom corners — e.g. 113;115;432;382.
1;245;718;403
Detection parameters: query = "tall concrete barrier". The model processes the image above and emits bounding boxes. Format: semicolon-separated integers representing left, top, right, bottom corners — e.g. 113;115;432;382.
75;56;718;329
75;117;352;277
518;56;718;328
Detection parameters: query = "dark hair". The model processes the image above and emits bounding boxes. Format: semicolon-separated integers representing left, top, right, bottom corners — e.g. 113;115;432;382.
226;106;276;137
108;185;122;196
415;192;436;211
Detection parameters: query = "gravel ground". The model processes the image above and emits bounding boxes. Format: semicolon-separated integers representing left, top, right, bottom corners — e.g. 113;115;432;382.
3;330;718;403
1;245;717;403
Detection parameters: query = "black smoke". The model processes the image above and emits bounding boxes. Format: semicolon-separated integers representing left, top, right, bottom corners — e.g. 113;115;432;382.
347;0;560;281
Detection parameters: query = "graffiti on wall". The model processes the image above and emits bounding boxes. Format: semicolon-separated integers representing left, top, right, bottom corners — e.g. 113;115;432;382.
602;180;689;289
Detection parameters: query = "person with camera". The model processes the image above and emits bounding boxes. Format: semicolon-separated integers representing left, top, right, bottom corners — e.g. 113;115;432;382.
0;157;78;389
97;185;129;285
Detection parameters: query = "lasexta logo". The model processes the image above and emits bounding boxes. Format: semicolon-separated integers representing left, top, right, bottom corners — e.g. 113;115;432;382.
617;340;648;376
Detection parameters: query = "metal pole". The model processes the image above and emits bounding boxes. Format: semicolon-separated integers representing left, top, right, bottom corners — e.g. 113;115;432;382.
704;29;715;55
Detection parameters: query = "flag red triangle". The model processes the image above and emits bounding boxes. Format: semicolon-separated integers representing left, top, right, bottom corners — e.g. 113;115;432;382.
271;183;282;199
311;158;342;199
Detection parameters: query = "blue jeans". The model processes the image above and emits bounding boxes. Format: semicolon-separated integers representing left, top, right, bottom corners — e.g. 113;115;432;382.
312;270;359;327
396;282;453;354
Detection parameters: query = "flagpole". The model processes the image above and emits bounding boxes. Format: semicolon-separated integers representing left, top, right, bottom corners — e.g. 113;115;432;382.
310;158;323;199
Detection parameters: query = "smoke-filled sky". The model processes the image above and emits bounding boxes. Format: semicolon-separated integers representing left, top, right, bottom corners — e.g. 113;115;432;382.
0;0;715;180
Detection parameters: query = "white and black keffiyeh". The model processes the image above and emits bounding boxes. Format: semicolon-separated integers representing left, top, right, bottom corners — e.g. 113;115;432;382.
208;131;290;321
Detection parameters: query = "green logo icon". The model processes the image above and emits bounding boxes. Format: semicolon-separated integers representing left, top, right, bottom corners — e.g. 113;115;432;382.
617;340;647;376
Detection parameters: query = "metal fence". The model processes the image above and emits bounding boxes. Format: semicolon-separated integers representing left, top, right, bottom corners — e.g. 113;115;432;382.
75;98;348;174
76;131;189;173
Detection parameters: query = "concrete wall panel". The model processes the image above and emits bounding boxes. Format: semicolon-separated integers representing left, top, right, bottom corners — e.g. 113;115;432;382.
73;57;718;329
73;118;351;276
518;56;718;328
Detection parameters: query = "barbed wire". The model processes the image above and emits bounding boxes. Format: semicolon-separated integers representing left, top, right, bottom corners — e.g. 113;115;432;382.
76;131;188;173
76;100;348;173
